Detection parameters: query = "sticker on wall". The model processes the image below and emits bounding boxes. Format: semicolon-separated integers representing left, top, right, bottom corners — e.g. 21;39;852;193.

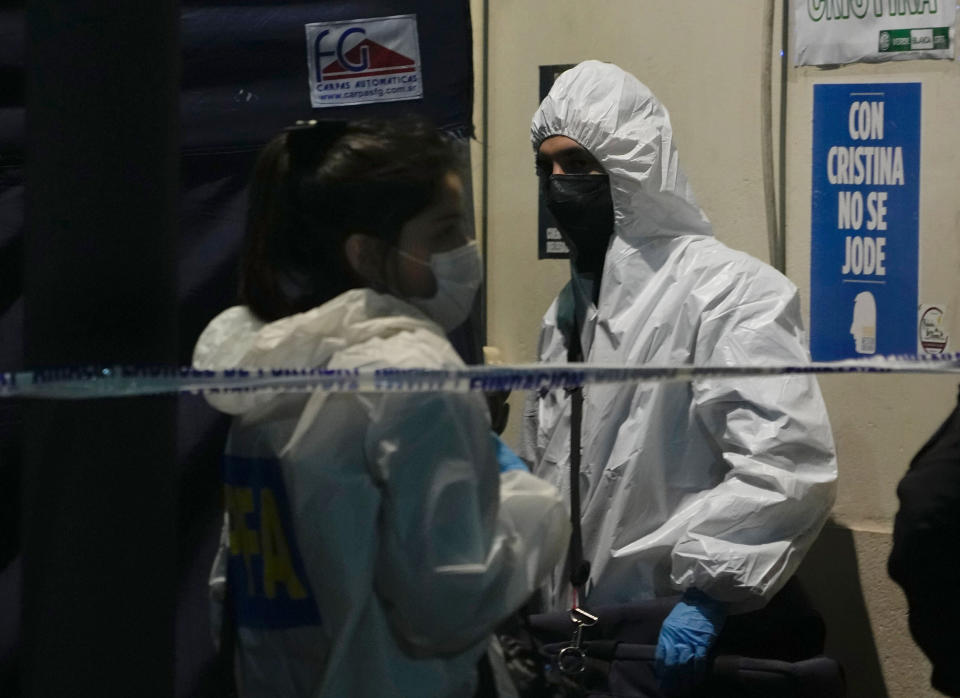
794;0;955;65
537;64;577;260
305;15;423;109
809;83;921;361
918;304;949;355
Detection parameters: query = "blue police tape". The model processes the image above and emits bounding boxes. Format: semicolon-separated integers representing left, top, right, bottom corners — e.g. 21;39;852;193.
1;353;960;399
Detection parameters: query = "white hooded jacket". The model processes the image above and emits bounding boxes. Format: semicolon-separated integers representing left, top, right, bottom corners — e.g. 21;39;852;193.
523;61;837;613
194;288;569;697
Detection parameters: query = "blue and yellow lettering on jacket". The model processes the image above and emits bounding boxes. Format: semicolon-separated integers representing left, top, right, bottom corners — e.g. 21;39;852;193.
223;455;321;629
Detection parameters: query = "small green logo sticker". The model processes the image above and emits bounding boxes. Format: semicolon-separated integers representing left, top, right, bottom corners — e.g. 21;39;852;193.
879;27;950;52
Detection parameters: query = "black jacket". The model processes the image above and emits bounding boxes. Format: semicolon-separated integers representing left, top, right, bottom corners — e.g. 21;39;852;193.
889;387;960;696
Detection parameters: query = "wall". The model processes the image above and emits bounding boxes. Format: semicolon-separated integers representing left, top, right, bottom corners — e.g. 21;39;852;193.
471;1;960;696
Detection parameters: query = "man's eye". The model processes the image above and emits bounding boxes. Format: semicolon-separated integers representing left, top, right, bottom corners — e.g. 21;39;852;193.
535;159;550;177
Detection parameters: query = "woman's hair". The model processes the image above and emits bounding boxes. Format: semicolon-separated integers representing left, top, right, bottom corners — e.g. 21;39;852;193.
239;117;460;322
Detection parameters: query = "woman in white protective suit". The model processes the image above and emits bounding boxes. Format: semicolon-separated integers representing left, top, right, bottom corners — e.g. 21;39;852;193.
193;118;569;698
522;61;838;689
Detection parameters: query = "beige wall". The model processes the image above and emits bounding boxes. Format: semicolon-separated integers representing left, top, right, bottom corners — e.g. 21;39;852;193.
471;1;960;696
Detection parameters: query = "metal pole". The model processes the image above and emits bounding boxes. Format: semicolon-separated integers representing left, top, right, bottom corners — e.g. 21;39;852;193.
480;0;490;346
778;0;790;275
761;0;781;272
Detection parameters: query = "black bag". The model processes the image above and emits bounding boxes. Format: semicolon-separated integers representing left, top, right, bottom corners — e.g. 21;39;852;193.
533;641;844;698
525;583;845;698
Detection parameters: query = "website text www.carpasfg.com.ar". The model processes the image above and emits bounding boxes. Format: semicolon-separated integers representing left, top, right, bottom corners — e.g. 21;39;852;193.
318;74;419;100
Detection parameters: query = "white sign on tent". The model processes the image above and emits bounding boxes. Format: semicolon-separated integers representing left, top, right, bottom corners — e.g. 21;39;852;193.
795;0;955;65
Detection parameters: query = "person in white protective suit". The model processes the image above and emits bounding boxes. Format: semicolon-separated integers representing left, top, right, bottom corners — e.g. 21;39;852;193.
522;61;838;689
193;118;569;698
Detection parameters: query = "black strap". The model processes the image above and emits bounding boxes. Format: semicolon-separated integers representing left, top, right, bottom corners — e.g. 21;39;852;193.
566;318;591;597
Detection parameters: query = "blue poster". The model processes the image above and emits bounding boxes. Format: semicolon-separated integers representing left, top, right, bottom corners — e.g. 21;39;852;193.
810;83;920;360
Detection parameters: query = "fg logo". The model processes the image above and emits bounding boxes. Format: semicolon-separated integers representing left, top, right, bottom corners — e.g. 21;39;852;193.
314;28;369;79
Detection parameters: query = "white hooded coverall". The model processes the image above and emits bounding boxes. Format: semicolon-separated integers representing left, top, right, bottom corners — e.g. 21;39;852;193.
523;61;838;614
194;288;569;697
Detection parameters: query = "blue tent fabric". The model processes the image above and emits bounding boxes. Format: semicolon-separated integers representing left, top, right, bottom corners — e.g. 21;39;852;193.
0;2;473;694
181;1;475;149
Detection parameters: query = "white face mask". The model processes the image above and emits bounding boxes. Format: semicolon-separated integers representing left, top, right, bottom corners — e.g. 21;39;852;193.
396;240;482;331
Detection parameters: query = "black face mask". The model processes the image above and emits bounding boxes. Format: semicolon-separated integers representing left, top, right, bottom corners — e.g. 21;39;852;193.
544;174;614;275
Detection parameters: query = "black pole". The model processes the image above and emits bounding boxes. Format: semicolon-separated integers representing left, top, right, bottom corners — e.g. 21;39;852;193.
22;2;179;696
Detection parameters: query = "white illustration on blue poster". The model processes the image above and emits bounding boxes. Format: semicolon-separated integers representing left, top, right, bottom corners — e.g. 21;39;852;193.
810;83;920;360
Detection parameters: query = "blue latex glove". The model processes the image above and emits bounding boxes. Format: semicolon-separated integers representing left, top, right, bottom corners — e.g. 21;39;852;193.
654;588;727;695
491;433;528;472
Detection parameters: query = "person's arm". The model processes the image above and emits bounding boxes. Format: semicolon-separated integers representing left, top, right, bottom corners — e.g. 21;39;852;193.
672;278;838;611
518;389;542;469
368;390;569;656
519;295;565;470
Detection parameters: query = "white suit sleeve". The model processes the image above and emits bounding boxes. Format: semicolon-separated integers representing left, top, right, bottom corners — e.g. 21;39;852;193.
367;391;569;656
519;389;543;468
519;299;564;468
672;279;837;612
